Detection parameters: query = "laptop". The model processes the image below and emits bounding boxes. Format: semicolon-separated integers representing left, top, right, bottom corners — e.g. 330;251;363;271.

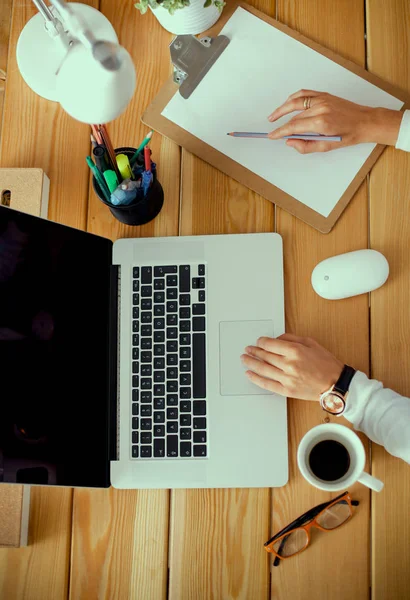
0;205;288;489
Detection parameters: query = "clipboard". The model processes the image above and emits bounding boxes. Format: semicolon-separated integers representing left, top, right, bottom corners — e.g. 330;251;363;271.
143;2;410;233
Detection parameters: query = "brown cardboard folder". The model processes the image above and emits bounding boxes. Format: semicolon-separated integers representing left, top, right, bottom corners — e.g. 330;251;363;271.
143;2;410;233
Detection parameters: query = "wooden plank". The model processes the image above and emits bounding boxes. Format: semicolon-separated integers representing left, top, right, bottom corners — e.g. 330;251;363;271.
170;2;275;598
70;2;179;599
0;0;97;229
0;488;73;600
273;1;370;599
0;0;12;138
366;1;410;598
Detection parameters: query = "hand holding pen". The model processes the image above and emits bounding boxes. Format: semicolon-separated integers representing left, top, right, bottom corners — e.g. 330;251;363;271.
267;89;403;154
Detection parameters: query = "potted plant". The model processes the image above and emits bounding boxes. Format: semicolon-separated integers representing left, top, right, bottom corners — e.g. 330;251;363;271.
135;0;226;36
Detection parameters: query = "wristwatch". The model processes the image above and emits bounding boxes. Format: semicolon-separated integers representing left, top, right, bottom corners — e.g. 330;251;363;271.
319;365;356;416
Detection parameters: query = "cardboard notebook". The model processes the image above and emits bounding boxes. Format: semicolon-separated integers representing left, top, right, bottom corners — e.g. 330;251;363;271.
143;2;409;233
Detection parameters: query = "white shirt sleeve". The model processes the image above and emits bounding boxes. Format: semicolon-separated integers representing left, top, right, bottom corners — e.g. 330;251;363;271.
395;109;410;152
344;371;410;463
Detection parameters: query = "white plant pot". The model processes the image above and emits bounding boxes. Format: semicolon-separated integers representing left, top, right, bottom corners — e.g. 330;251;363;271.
150;0;222;35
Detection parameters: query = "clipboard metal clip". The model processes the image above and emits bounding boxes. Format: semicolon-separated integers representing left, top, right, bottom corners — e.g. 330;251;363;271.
170;34;230;99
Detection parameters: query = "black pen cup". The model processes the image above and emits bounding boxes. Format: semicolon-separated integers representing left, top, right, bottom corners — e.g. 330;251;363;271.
92;146;164;226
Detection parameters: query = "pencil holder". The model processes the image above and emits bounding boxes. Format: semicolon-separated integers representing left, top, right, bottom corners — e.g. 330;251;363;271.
92;146;164;226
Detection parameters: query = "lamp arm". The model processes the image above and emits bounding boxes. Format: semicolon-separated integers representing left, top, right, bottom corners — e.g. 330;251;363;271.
49;0;97;49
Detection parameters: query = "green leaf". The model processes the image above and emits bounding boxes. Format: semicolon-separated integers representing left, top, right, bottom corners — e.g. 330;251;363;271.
203;0;211;7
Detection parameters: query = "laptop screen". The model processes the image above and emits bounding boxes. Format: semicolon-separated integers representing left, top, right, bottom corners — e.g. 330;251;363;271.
0;206;113;487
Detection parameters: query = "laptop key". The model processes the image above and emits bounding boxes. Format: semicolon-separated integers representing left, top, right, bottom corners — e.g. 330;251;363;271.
154;331;165;343
167;354;178;366
141;364;152;376
141;432;152;444
141;446;152;458
154;438;165;457
193;304;205;315
167;327;178;339
179;265;190;292
198;264;205;276
180;320;190;332
167;422;178;434
133;348;139;360
199;290;205;302
180;374;191;386
193;445;207;457
180;388;191;400
154;384;165;396
154;304;165;316
133;280;139;292
141;267;152;284
154;398;165;410
166;301;177;312
154;344;165;356
179;294;190;306
154;357;165;369
167;275;178;286
132;361;139;374
141;351;152;363
154;425;165;437
180;428;191;440
154;318;165;329
141;325;152;337
154;411;165;423
167;288;177;300
133;293;139;305
132;320;139;332
194;431;207;443
132;446;139;458
133;307;139;319
167;381;178;393
180;360;191;372
167;341;177;353
141;312;152;323
154;292;165;303
193;333;206;398
154;266;177;277
180;334;191;345
141;419;152;430
141;338;152;350
133;334;139;346
180;401;191;412
180;414;191;426
193;401;206;415
167;435;178;457
179;307;190;319
180;442;192;457
167;314;177;326
132;376;139;388
154;279;165;290
141;391;152;403
193;317;206;332
141;298;152;310
132;403;139;416
141;285;152;297
167;394;178;406
132;417;139;429
167;367;178;379
141;405;152;417
154;371;165;383
167;407;178;419
141;378;152;389
193;417;206;429
132;389;139;402
132;431;139;444
180;347;191;359
133;267;140;278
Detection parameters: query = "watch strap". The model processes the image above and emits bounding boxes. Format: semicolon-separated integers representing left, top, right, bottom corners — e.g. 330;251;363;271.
333;365;356;396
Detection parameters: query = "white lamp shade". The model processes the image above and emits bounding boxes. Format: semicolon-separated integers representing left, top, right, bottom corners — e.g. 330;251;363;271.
56;43;136;124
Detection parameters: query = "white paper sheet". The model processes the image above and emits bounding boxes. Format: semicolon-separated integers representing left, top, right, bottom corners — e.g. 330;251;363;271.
162;7;404;217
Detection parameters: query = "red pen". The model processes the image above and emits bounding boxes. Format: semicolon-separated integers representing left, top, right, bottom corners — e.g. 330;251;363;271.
144;145;151;172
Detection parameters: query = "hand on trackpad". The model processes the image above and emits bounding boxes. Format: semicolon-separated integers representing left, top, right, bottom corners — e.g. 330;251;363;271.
219;320;275;395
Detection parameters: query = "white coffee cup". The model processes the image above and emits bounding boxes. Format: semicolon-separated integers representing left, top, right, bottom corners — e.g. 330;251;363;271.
297;423;384;492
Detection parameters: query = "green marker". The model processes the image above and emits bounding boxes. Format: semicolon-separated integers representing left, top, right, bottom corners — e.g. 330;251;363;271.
130;130;153;166
86;156;111;202
104;169;119;193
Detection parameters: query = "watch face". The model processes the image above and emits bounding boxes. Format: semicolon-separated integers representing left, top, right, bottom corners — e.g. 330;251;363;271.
323;393;345;415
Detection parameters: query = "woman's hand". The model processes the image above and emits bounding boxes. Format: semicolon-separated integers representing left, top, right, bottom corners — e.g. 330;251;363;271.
241;333;344;400
268;89;403;154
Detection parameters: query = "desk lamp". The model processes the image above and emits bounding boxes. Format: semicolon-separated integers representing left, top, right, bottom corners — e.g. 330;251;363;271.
16;0;136;123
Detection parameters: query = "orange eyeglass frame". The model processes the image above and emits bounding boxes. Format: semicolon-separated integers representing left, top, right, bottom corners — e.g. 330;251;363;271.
264;491;359;566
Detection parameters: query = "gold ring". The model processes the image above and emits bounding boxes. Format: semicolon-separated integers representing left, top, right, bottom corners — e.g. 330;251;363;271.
303;96;312;110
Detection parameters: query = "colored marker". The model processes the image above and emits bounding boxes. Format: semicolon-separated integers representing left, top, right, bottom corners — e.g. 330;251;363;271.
86;156;111;203
130;130;153;165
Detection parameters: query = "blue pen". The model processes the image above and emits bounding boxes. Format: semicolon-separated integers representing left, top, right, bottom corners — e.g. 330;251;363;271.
227;132;342;142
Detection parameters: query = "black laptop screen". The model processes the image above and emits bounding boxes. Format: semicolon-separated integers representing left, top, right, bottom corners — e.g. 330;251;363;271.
0;206;113;487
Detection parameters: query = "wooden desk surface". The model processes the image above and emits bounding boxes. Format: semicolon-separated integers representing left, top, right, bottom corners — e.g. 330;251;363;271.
0;1;409;599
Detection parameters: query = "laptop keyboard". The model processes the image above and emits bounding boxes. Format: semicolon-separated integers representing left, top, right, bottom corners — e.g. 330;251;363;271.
131;264;207;459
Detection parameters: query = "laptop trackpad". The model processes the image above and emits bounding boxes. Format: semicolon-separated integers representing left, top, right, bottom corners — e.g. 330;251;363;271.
219;320;275;396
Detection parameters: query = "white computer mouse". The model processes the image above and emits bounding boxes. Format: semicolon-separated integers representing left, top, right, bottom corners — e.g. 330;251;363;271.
311;249;389;300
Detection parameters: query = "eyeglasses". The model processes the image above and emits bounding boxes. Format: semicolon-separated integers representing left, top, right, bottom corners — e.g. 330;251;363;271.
264;491;359;566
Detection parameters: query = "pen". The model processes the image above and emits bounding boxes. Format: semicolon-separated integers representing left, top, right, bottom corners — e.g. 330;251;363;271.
227;132;342;141
99;124;122;181
116;154;134;180
130;130;153;166
86;156;111;203
93;145;110;172
144;146;152;172
104;169;119;193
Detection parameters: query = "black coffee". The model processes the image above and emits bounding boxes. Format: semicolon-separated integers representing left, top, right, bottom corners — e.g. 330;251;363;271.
308;440;350;481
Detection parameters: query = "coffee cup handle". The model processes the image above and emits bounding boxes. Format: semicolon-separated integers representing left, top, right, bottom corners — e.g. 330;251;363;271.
358;471;384;492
